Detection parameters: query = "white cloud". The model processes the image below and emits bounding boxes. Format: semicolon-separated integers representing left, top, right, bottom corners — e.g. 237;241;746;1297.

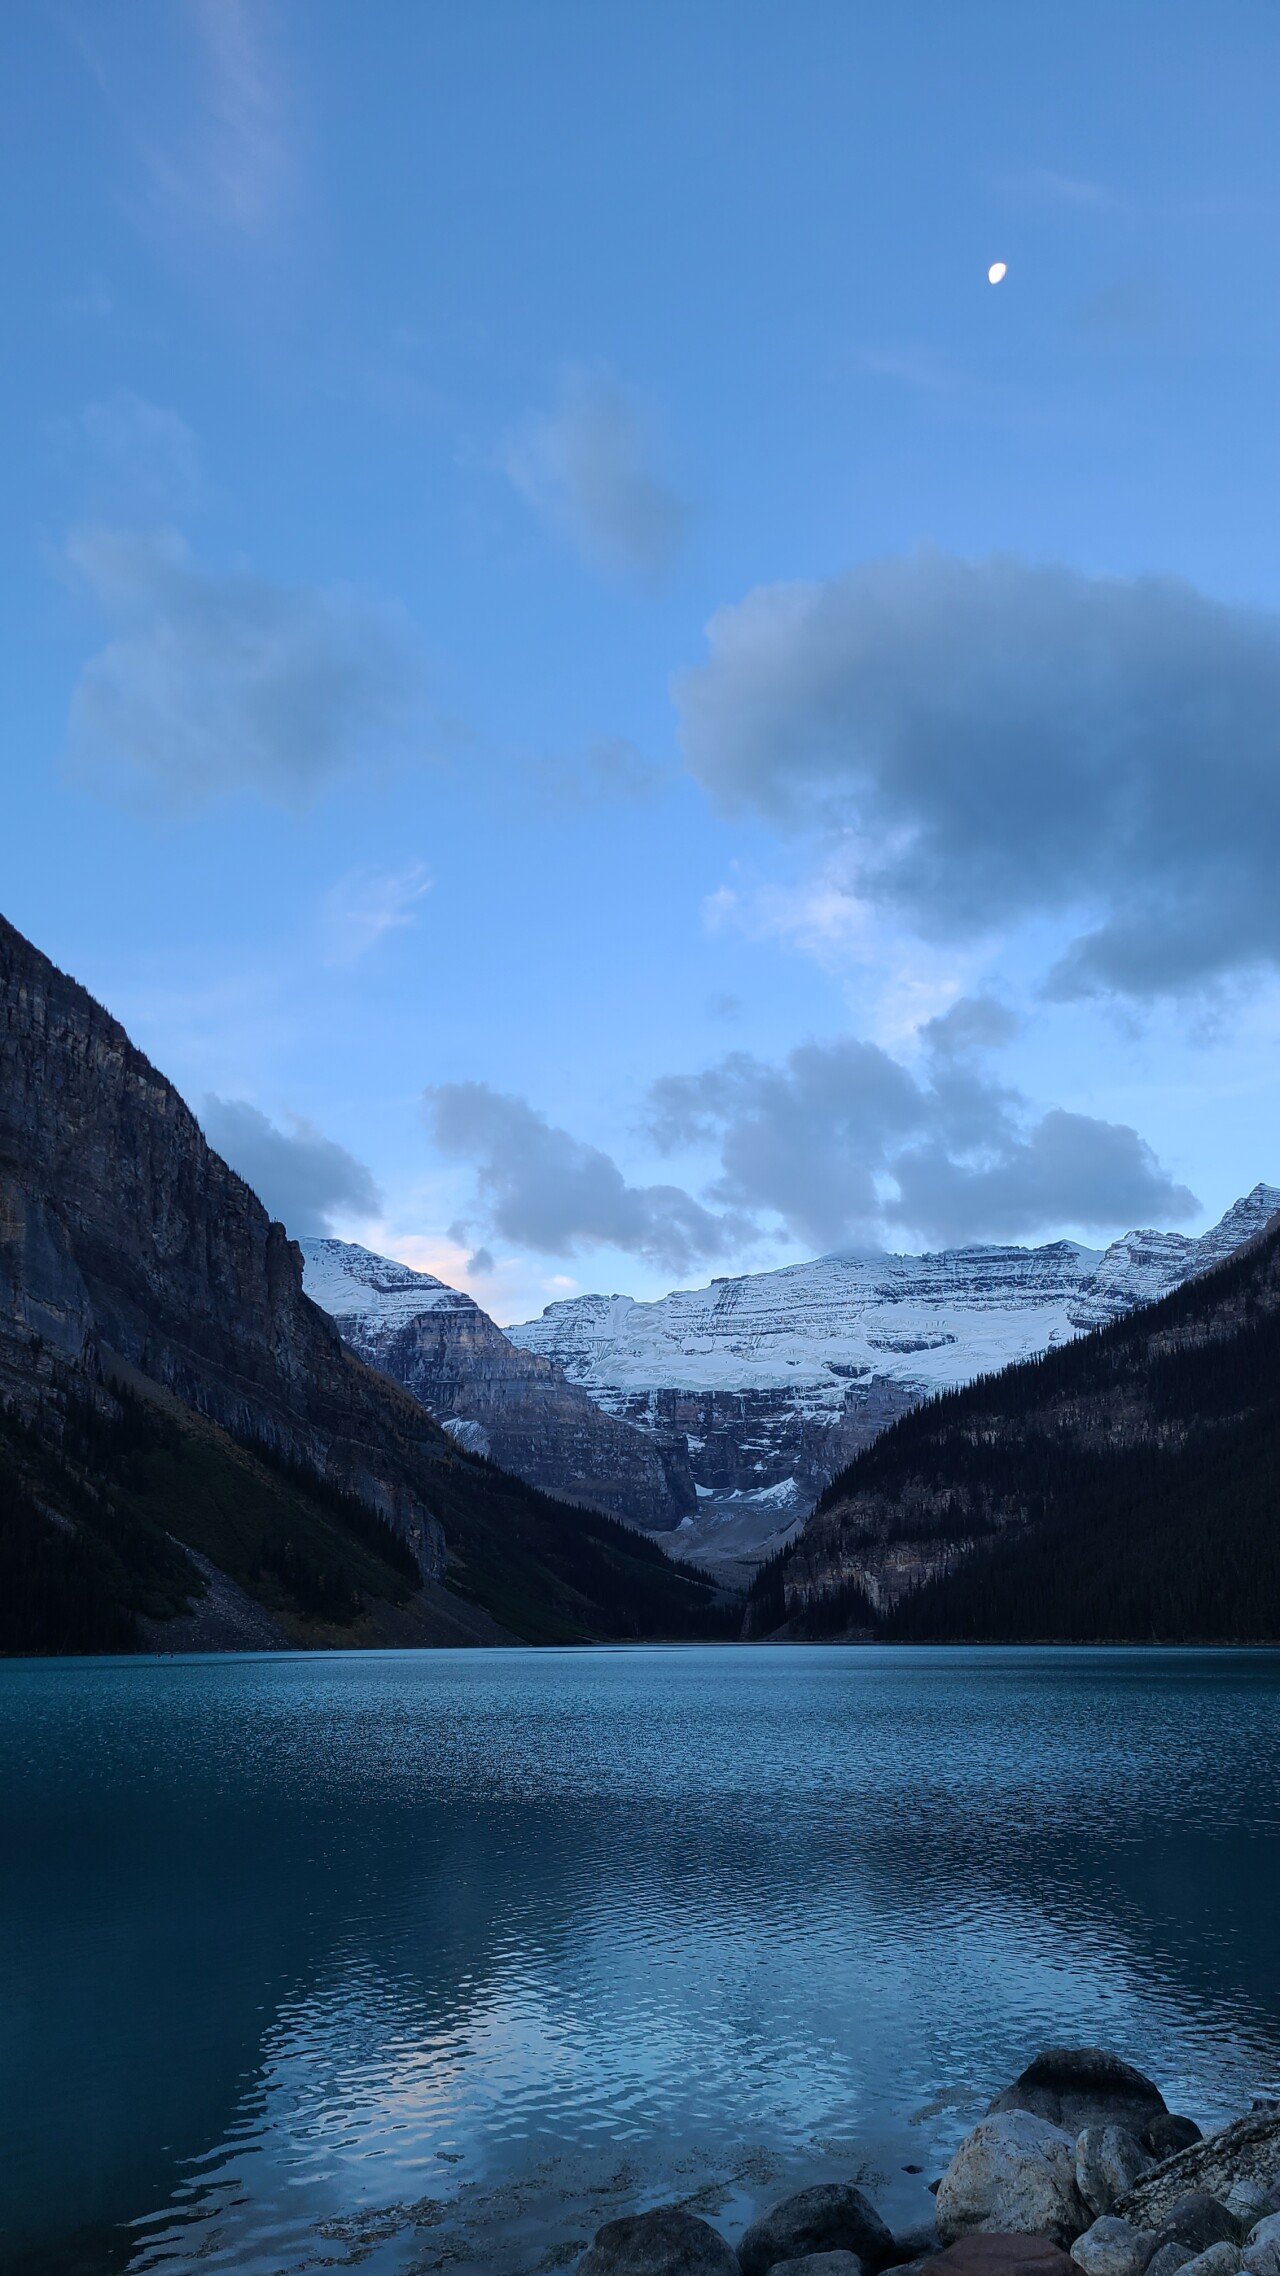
320;861;432;965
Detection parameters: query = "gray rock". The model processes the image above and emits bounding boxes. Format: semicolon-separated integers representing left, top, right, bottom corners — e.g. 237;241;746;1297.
1077;2130;1155;2218
1177;2248;1240;2276
1070;2217;1157;2276
1243;2220;1280;2276
1118;2115;1280;2231
1227;2193;1275;2239
1150;2204;1239;2261
579;2206;739;2275
764;2257;866;2276
1146;2122;1205;2163
1145;2248;1195;2276
936;2112;1092;2247
738;2186;895;2276
989;2054;1169;2149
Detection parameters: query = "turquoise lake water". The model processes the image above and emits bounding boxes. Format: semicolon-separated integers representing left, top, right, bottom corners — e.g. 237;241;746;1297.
3;1645;1279;2274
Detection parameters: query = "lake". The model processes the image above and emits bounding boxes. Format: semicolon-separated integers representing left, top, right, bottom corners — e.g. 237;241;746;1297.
3;1646;1279;2275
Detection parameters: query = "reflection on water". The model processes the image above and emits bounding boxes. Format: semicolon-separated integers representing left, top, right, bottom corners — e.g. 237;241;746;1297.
2;1646;1279;2274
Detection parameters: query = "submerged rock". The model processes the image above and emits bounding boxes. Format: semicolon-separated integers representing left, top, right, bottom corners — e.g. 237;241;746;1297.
989;2054;1168;2152
1077;2131;1155;2219
937;2113;1091;2247
737;2184;895;2276
1070;2217;1156;2276
578;2205;739;2275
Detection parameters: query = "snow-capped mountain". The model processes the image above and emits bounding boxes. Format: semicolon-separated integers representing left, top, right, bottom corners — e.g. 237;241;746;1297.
507;1185;1280;1573
300;1239;693;1533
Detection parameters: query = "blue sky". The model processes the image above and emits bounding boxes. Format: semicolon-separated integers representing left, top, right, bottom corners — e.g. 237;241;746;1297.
5;0;1280;1321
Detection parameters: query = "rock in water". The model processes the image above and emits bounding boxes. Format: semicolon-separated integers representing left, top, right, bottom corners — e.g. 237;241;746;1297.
1070;2218;1157;2276
937;2113;1092;2247
578;2206;739;2274
918;2237;1076;2276
1118;2115;1280;2230
990;2055;1169;2149
737;2184;895;2276
1077;2131;1155;2219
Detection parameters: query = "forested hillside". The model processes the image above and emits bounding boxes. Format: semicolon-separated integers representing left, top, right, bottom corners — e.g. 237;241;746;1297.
748;1211;1280;1642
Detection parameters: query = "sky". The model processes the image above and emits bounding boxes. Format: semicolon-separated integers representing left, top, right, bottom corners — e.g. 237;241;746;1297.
5;0;1280;1323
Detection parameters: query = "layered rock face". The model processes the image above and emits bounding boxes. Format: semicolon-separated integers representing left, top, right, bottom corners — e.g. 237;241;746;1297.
301;1239;694;1532
508;1192;1280;1573
0;914;478;1576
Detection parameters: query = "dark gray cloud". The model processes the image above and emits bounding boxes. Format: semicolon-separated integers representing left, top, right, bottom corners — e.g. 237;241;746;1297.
646;1010;1196;1251
502;367;686;577
201;1097;381;1235
65;525;421;810
424;1081;743;1272
676;550;1280;998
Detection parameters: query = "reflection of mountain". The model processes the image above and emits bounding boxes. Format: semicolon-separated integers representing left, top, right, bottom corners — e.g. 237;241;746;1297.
508;1190;1280;1574
6;1655;1280;2271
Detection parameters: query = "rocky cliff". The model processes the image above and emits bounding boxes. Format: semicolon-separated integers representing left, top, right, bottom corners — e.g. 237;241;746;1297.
301;1238;695;1531
0;914;725;1652
509;1191;1280;1575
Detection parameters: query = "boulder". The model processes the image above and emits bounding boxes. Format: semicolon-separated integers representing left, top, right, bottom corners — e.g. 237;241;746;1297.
1150;2203;1239;2261
579;2206;740;2275
1118;2115;1280;2230
1077;2132;1155;2219
1177;2250;1240;2276
937;2114;1092;2248
1146;2124;1205;2164
1227;2192;1275;2238
915;2236;1075;2276
1243;2219;1280;2276
1144;2247;1194;2276
738;2186;895;2276
989;2055;1169;2150
764;2258;865;2276
1070;2218;1157;2276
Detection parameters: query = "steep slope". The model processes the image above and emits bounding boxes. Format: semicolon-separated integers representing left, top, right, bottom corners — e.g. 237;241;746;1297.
508;1189;1280;1573
0;914;725;1652
749;1206;1280;1642
301;1238;693;1531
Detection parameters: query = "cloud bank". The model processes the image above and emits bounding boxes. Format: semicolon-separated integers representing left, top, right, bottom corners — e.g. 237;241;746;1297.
424;1081;743;1272
427;1003;1195;1268
201;1097;381;1234
66;526;421;810
676;550;1280;998
503;367;685;577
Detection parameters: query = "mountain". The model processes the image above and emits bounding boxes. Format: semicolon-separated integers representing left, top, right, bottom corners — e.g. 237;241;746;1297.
300;1237;694;1530
507;1187;1280;1575
747;1202;1280;1643
0;913;724;1653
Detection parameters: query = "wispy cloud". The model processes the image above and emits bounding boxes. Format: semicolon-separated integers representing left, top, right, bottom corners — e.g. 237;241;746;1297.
64;525;423;813
59;392;205;516
71;0;293;244
1032;167;1119;210
320;861;433;965
501;366;687;578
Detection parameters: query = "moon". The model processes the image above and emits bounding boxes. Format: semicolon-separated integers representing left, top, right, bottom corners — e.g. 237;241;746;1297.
988;261;1008;284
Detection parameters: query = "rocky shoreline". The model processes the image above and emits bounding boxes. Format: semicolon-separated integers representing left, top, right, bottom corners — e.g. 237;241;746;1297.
575;2050;1280;2276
